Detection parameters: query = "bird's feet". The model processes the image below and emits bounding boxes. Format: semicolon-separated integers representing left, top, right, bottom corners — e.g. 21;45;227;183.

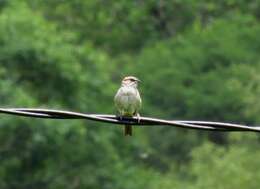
136;113;141;124
116;114;123;121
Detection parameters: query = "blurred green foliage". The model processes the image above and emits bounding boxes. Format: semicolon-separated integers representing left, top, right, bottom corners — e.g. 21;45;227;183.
1;0;260;188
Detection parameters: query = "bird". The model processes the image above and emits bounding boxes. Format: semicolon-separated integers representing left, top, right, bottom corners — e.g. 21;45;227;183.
114;76;142;136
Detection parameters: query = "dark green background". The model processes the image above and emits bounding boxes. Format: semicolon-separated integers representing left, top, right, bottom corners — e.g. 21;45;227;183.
1;0;260;188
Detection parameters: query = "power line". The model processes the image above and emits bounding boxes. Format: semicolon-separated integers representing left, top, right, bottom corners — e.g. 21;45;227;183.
0;108;259;132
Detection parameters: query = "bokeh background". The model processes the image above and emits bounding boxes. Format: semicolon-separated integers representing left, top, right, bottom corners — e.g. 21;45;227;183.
1;0;260;188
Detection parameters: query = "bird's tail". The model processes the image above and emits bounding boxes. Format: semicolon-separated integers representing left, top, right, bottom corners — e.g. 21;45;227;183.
124;125;132;136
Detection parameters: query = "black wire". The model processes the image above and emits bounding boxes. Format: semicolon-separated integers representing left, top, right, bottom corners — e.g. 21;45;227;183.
2;108;219;130
0;108;259;133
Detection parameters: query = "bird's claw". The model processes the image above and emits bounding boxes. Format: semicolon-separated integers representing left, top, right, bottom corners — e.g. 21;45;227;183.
136;113;141;124
116;115;123;121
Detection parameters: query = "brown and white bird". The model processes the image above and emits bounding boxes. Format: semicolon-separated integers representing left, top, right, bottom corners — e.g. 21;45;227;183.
114;76;142;136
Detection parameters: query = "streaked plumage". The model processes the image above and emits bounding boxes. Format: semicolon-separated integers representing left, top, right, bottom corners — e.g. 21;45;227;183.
114;76;142;136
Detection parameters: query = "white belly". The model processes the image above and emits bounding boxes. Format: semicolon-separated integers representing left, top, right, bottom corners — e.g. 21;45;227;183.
114;86;141;116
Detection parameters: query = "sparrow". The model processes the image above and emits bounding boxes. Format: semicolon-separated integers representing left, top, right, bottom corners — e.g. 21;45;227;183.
114;76;142;136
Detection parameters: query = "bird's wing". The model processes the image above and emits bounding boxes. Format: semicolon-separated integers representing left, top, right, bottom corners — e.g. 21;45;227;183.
114;88;124;110
135;90;142;111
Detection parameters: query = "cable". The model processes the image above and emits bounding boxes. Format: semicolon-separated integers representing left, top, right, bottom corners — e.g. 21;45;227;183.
0;108;259;132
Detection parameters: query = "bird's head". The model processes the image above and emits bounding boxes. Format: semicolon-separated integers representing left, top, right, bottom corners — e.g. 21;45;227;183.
121;76;141;88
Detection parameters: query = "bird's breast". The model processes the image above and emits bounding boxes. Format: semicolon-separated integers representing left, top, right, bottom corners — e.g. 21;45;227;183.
114;86;141;116
120;86;136;96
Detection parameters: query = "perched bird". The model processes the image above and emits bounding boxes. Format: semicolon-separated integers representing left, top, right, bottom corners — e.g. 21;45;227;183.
114;76;142;136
